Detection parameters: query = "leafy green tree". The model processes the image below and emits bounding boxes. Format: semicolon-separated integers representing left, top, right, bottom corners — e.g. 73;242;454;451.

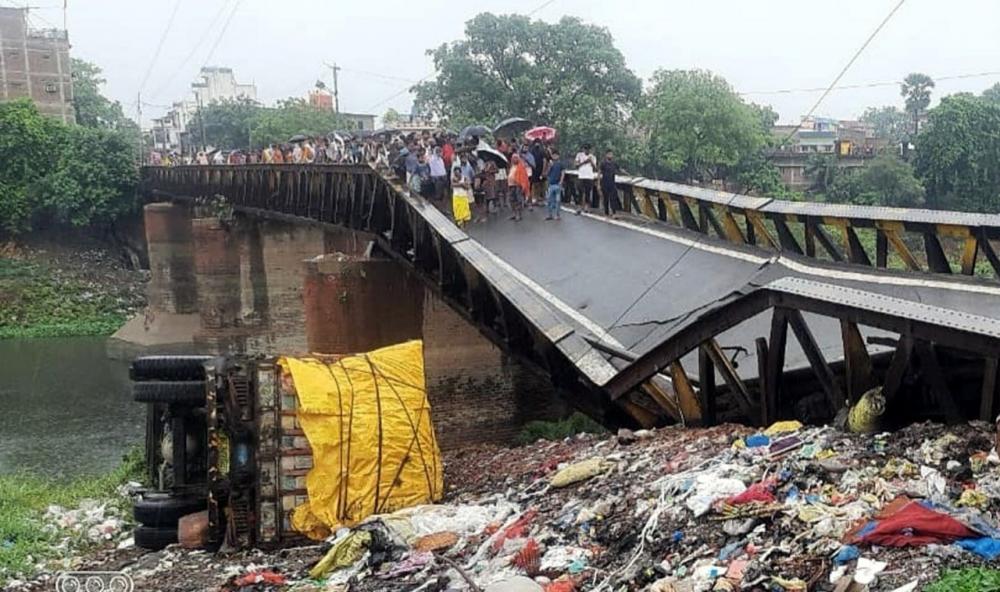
251;98;346;146
633;69;768;183
860;106;909;146
982;83;1000;103
915;93;1000;212
0;100;62;232
0;99;139;234
900;72;934;136
413;13;641;156
71;59;137;134
825;156;925;208
382;108;401;125
186;96;262;150
805;154;838;193
33;125;139;228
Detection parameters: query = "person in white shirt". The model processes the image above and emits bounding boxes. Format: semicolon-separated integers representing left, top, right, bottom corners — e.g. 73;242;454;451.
574;144;597;214
428;147;448;201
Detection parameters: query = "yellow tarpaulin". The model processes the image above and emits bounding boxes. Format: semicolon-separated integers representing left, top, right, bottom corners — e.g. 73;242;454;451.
280;340;444;540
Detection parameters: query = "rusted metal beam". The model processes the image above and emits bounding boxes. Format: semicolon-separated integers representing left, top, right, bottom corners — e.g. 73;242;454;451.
756;337;771;424
914;340;962;423
765;309;788;419
923;233;952;274
841;320;876;405
670;361;704;425
979;357;999;422
702;339;755;420
786;309;846;412
695;351;716;425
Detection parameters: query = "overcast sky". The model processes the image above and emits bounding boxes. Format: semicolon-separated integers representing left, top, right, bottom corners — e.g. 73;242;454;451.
34;0;1000;126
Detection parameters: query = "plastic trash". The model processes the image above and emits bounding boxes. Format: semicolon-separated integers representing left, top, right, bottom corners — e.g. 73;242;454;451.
550;457;611;488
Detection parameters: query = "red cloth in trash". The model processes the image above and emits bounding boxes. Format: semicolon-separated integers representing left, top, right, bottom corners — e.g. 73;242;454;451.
849;499;978;547
492;510;538;552
725;482;776;505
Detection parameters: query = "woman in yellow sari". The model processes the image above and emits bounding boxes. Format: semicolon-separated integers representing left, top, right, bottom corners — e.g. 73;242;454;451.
451;168;472;227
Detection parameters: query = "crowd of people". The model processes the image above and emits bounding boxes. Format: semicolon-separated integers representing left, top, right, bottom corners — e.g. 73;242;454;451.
148;128;625;227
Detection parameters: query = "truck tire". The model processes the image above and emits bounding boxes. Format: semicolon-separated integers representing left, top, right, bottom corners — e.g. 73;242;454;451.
130;356;212;382
134;525;178;550
134;494;206;527
133;381;206;405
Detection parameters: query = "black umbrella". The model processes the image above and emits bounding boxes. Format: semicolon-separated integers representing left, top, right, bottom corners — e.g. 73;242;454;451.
492;117;532;139
459;124;491;142
476;143;509;169
288;134;308;143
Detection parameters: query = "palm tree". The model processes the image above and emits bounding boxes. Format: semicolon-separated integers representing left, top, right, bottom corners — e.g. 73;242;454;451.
900;73;934;136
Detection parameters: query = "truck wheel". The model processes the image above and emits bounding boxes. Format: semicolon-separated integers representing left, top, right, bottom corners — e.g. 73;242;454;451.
133;381;206;405
134;494;206;527
134;525;178;550
130;356;212;381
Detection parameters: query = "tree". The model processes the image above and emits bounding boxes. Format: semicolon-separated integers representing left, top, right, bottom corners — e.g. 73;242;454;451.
0;100;63;232
382;108;401;125
900;72;934;136
982;83;1000;103
805;153;839;193
33;125;139;228
0;99;138;234
914;93;1000;212
71;59;137;134
186;96;263;150
251;98;346;146
413;13;641;157
633;69;770;183
860;106;909;146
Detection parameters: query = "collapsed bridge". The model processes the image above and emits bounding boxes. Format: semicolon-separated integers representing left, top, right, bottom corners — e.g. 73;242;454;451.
142;164;1000;430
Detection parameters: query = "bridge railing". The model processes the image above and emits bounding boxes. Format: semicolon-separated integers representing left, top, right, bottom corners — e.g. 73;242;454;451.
564;173;1000;279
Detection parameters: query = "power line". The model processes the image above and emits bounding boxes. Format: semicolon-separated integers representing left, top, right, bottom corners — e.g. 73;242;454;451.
137;0;182;95
740;70;1000;96
603;0;909;341
200;0;242;69
147;0;233;100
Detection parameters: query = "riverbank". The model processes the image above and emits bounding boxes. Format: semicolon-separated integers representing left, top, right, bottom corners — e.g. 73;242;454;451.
0;447;143;585
0;237;146;339
11;422;1000;591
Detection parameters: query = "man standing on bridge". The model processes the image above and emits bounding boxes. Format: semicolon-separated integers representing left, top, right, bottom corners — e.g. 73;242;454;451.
599;150;620;218
574;144;597;214
545;149;565;221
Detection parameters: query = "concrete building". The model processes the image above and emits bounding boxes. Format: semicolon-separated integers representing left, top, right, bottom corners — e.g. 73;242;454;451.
150;67;257;153
308;89;334;111
339;112;376;132
0;7;74;123
770;117;883;191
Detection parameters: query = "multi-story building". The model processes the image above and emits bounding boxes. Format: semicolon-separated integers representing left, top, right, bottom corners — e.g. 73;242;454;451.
770;117;885;190
0;7;74;123
150;67;257;153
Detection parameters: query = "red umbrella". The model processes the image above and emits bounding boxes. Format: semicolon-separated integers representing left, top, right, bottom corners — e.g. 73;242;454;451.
524;126;557;142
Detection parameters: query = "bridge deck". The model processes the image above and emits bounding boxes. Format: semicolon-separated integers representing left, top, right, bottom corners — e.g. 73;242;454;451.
468;205;1000;380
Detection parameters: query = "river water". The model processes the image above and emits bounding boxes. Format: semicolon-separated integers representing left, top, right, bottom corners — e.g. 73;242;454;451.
0;337;143;478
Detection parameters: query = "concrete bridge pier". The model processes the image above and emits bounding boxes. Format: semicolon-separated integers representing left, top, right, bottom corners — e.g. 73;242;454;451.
191;217;246;351
301;253;569;449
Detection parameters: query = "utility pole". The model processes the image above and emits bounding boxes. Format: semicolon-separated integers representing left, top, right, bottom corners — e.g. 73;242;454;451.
198;93;207;151
325;62;340;113
137;92;143;164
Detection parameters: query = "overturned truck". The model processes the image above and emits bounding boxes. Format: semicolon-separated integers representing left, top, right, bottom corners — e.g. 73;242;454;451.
130;341;442;550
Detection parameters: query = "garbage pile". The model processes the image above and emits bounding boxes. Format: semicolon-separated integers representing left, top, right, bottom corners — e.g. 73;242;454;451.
15;421;1000;591
298;420;1000;591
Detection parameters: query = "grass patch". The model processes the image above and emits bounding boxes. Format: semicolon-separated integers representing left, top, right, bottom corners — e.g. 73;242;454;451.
0;446;144;582
926;568;1000;592
516;412;607;445
0;258;128;339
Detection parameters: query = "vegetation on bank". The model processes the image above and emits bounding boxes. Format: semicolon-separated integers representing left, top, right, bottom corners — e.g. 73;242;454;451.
0;446;144;581
926;568;1000;592
516;412;607;444
0;257;130;339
